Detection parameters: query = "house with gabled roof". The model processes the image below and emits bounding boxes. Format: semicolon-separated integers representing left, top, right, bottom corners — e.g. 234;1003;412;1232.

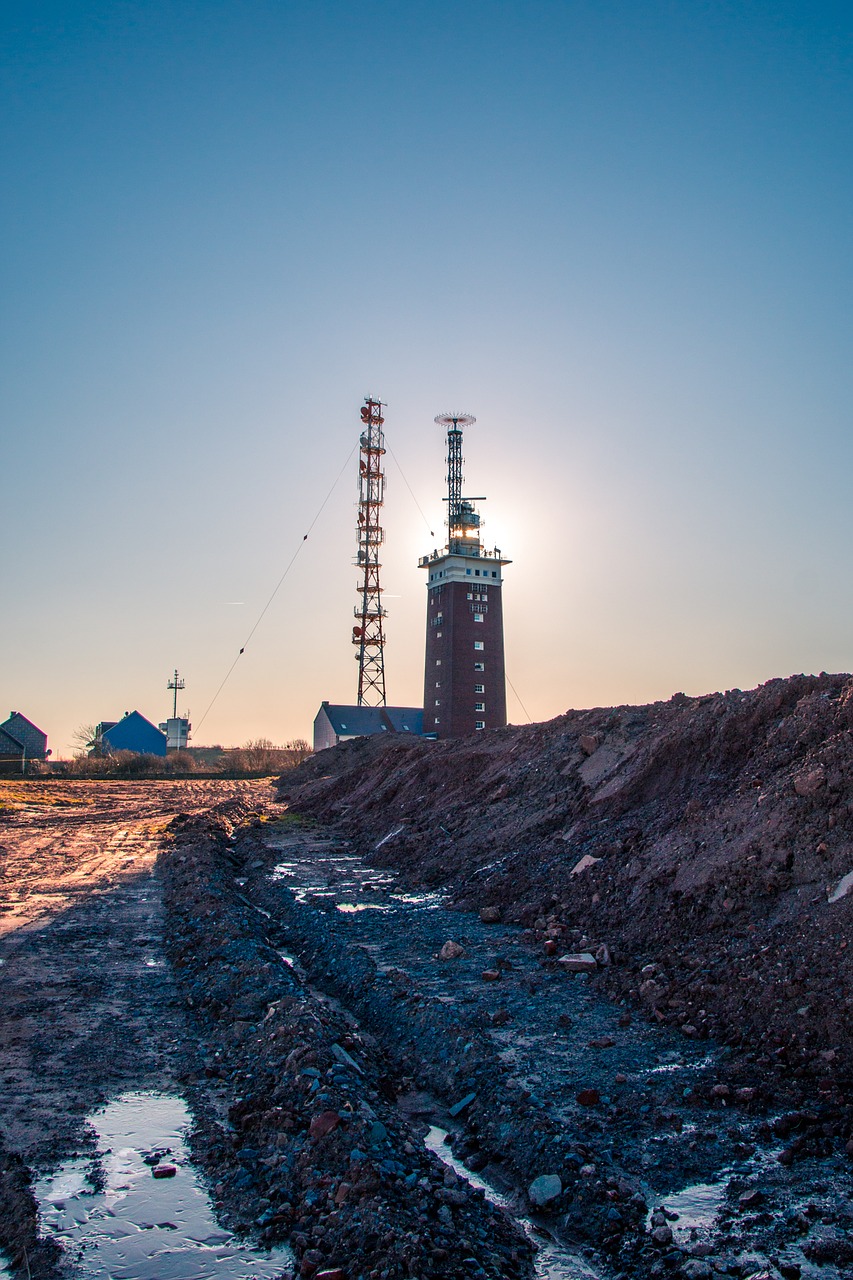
313;702;424;753
0;712;48;762
100;711;167;757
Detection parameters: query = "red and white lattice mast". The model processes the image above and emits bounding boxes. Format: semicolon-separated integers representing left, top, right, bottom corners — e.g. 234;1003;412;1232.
352;396;387;706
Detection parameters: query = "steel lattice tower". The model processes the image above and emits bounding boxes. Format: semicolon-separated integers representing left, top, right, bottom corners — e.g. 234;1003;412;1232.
439;413;481;552
446;415;465;529
353;396;387;706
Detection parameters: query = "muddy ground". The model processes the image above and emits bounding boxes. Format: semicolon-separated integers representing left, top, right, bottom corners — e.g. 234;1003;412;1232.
1;679;852;1280
0;779;269;1275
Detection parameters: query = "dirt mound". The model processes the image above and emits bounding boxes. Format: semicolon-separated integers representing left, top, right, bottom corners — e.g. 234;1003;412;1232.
281;673;853;1093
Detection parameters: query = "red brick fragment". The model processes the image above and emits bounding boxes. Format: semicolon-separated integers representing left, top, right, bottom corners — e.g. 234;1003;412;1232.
309;1110;340;1139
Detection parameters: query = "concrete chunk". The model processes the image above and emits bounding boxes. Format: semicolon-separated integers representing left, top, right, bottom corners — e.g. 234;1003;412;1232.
558;952;597;973
528;1173;562;1206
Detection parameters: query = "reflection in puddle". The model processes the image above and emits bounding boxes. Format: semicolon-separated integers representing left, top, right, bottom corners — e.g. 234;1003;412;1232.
423;1126;601;1280
648;1181;723;1241
35;1092;293;1279
336;902;391;914
390;892;443;908
292;888;334;903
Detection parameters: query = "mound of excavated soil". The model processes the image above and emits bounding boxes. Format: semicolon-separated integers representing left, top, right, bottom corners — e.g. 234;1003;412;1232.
281;673;853;1098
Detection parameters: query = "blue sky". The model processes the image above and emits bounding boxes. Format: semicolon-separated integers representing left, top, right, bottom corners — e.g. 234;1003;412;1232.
3;1;852;754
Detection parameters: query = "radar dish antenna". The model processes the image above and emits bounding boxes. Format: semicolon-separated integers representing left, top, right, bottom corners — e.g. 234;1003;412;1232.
434;412;476;429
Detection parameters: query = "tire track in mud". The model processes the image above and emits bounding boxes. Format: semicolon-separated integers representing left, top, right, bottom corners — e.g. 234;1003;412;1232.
159;808;538;1280
240;817;853;1280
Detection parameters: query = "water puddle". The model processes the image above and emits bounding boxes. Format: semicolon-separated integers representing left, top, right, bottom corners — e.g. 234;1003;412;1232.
648;1181;724;1241
35;1091;293;1279
336;902;391;914
0;1251;11;1279
292;888;333;904
424;1126;601;1279
390;891;444;908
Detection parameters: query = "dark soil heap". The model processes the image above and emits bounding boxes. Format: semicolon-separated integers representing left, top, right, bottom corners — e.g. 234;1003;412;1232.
280;673;853;1093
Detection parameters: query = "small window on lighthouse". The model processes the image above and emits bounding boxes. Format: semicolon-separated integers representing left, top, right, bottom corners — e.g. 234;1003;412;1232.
474;641;484;651
474;661;485;671
474;684;484;693
475;702;485;712
473;614;484;623
475;721;485;730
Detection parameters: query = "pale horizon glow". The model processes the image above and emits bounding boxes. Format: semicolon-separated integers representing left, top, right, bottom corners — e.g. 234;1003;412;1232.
3;1;852;756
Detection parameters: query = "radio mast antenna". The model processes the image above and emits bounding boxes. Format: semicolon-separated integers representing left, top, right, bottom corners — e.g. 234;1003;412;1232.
434;412;479;553
167;669;185;719
353;396;387;706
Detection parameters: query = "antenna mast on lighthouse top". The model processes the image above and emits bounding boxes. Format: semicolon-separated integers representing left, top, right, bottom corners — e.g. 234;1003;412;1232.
353;396;387;706
434;412;481;554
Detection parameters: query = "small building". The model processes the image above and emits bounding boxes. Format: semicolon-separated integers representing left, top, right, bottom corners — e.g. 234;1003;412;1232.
0;712;49;762
101;711;167;757
313;703;424;753
158;717;191;751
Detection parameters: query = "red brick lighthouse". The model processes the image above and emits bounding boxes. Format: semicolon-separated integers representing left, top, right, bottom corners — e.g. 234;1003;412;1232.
419;413;510;738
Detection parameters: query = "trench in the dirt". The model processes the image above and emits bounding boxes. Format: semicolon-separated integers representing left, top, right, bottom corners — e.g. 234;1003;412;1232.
253;847;602;1278
242;818;853;1280
3;785;853;1279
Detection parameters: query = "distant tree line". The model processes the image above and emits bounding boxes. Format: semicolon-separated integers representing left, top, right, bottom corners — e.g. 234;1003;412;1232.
63;735;311;777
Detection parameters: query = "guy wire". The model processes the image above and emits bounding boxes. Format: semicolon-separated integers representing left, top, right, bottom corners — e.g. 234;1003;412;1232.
195;442;358;734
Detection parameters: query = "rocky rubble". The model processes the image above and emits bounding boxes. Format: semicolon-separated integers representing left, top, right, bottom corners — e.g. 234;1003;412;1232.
158;803;534;1280
233;826;656;1271
279;673;853;1094
240;803;853;1279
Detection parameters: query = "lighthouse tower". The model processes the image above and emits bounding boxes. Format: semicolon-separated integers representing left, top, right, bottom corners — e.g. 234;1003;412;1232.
419;414;510;738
